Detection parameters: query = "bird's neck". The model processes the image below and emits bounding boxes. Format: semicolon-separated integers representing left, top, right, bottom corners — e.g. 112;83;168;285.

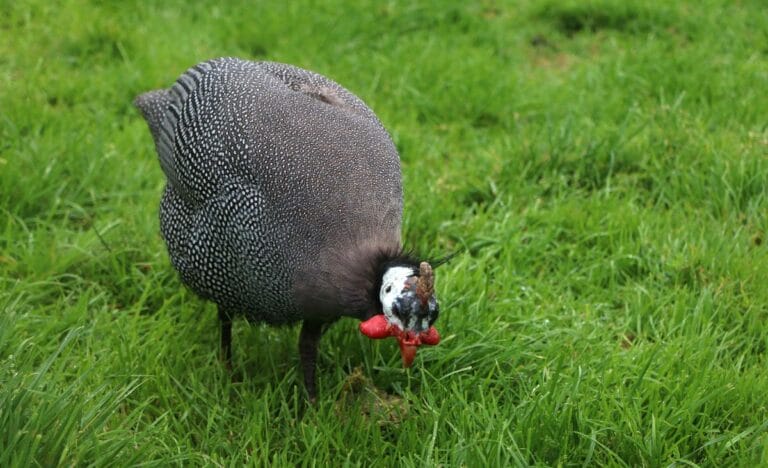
292;241;415;321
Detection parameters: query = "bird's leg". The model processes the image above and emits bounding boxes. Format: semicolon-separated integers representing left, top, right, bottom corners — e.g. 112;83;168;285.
299;320;323;403
218;306;233;371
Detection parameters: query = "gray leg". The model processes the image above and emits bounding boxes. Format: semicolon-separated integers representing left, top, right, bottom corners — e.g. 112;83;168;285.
299;321;323;403
218;307;232;370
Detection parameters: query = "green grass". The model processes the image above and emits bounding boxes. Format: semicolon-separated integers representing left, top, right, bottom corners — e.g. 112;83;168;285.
2;0;767;465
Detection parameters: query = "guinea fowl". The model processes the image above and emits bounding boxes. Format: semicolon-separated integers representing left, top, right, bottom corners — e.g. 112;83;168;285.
134;58;442;400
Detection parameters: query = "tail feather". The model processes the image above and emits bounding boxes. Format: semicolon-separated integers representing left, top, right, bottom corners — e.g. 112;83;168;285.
134;88;185;201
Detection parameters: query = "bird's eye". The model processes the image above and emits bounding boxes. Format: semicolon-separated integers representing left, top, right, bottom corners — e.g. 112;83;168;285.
385;286;392;293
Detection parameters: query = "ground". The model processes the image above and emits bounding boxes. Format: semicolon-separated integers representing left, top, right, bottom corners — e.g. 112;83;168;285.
1;0;767;465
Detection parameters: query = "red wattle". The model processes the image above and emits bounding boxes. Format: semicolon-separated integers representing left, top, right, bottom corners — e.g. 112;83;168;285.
399;341;418;367
420;326;440;345
359;314;392;339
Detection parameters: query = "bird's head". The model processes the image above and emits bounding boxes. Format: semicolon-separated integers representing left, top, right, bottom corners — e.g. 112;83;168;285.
360;261;440;367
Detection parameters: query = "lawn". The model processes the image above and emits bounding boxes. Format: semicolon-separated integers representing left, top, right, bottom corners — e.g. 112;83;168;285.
1;0;767;465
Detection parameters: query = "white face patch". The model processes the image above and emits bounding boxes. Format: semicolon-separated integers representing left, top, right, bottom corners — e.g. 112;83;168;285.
379;266;415;330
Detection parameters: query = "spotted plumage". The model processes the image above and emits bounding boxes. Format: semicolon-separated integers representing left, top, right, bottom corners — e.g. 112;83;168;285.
135;57;442;400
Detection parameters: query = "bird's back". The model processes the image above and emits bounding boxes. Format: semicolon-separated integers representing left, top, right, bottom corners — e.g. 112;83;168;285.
136;58;403;322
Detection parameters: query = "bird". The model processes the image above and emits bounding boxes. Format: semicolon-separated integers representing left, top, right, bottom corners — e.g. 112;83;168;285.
134;57;442;401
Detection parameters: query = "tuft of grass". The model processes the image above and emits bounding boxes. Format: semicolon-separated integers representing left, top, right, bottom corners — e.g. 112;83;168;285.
2;0;767;465
0;328;157;466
